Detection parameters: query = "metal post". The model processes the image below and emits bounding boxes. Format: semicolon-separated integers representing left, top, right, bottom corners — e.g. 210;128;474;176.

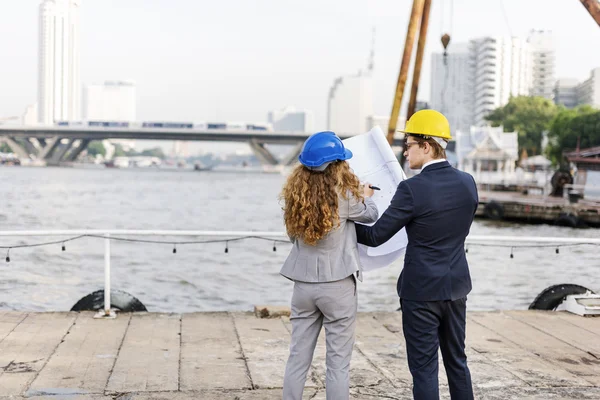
95;233;116;318
105;234;110;315
387;0;425;145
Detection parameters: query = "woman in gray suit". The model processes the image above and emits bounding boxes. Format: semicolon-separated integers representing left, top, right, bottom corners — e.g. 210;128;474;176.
280;131;378;400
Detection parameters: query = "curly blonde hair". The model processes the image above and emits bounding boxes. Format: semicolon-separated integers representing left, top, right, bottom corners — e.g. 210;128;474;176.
280;161;363;245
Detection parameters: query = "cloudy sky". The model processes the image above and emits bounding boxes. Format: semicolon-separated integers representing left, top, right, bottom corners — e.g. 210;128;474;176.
2;0;600;132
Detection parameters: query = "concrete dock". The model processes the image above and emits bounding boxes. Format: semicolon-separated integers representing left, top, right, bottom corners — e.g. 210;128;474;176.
0;310;599;399
476;190;600;227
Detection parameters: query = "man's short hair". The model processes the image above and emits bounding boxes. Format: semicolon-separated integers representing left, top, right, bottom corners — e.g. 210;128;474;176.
407;134;447;159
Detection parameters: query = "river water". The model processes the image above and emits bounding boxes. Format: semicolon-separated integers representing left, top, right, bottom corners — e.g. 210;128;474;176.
1;166;598;312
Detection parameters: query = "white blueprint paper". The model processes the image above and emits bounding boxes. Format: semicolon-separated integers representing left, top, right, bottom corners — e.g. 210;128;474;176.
343;126;408;271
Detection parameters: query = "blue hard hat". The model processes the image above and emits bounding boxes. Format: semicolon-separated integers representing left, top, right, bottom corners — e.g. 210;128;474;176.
298;131;353;169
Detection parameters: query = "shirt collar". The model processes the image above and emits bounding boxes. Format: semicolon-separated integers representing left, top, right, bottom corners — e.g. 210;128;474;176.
421;158;447;170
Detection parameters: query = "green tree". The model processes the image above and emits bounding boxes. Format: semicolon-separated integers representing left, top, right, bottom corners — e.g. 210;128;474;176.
140;147;165;158
547;106;600;165
484;96;559;156
0;143;11;153
113;144;127;157
86;141;106;157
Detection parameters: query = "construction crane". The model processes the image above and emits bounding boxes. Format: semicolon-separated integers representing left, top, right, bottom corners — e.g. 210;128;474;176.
387;0;600;147
580;0;600;26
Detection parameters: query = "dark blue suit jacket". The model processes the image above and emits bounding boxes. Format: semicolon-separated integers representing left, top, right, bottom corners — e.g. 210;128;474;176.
356;161;478;301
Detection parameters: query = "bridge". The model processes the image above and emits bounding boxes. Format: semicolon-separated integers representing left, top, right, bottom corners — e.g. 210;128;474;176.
0;126;404;166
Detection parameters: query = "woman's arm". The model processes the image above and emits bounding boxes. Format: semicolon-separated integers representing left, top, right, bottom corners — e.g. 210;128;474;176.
348;195;379;223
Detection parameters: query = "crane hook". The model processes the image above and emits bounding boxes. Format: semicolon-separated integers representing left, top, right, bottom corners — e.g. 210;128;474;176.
441;33;451;50
441;33;451;65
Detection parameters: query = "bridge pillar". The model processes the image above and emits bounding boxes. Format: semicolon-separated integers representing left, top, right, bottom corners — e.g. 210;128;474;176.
248;139;278;166
16;138;38;157
47;139;73;165
281;142;303;166
65;139;91;162
1;137;29;159
38;137;61;161
29;138;44;152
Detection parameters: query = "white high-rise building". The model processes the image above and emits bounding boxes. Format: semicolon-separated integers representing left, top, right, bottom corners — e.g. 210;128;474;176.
554;79;579;108
83;81;136;150
528;30;556;99
431;36;534;130
82;81;136;122
470;36;531;126
38;0;81;125
327;72;374;135
576;67;600;108
365;115;406;137
327;30;376;135
554;68;600;109
268;106;314;132
22;104;38;126
430;43;473;134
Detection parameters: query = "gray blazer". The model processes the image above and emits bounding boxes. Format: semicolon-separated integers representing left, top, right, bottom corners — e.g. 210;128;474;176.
280;194;378;283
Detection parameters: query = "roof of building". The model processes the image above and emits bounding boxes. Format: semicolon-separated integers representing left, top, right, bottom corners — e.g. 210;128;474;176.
564;146;600;166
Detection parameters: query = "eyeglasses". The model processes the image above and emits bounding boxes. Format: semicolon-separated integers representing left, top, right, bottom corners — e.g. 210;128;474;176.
404;141;420;150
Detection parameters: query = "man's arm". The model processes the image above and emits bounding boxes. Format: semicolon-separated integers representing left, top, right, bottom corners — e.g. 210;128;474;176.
355;181;415;247
470;174;479;216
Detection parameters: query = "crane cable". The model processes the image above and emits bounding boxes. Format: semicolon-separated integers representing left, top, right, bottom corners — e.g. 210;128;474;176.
440;0;454;116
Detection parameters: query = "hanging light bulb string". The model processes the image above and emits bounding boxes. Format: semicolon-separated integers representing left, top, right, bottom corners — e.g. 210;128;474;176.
0;235;597;250
0;234;292;262
465;242;599;249
0;235;87;250
464;242;600;259
83;234;291;246
1;233;599;263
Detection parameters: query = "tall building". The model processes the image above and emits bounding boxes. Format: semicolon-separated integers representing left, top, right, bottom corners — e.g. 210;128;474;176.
470;36;531;126
83;81;136;151
554;79;579;108
267;106;314;132
554;68;600;109
527;30;556;100
22;104;38;126
82;81;136;122
415;101;430;112
431;36;536;131
38;0;81;125
327;71;374;135
430;43;473;134
327;30;375;135
576;67;600;108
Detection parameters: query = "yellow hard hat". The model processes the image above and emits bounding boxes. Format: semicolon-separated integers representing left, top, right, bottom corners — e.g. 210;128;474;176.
400;109;452;141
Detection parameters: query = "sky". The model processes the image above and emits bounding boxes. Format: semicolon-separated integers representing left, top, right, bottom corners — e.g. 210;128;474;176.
1;0;600;138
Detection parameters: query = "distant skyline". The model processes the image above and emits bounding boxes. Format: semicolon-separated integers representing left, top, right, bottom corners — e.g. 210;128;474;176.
2;0;600;133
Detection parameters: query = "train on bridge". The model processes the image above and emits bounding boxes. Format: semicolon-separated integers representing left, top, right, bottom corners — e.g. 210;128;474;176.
56;120;273;131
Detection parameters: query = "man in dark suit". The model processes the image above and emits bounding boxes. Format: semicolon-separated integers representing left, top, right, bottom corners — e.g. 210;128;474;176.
355;110;478;400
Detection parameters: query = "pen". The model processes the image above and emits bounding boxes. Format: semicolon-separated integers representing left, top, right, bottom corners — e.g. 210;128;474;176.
369;185;380;190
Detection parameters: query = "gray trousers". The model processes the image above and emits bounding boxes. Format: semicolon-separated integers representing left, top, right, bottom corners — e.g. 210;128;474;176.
283;275;357;400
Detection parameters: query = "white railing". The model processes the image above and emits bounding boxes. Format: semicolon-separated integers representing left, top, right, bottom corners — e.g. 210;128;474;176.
1;230;600;318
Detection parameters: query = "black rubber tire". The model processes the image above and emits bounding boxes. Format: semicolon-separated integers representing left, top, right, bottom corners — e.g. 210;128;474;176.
550;170;573;197
528;284;594;310
483;201;504;221
70;289;148;312
555;214;579;228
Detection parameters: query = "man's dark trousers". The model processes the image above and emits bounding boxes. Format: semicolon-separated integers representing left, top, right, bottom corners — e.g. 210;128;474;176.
401;297;473;400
